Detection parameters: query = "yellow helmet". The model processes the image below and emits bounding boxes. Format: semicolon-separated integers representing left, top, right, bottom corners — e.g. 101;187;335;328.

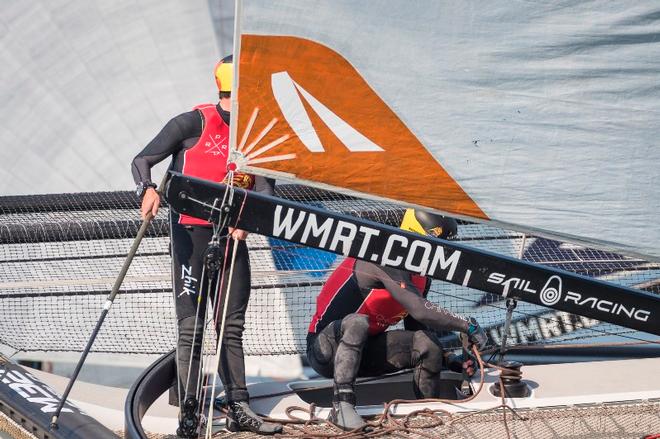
214;55;233;92
400;209;457;239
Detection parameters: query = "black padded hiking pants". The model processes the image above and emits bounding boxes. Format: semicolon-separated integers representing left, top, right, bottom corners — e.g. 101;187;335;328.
306;313;445;398
170;219;251;404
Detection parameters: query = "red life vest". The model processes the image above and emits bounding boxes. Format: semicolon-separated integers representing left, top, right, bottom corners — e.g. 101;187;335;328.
309;258;428;336
358;270;427;335
179;104;230;226
359;274;427;335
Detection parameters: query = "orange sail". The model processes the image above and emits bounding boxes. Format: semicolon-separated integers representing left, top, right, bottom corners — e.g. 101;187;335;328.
234;35;486;220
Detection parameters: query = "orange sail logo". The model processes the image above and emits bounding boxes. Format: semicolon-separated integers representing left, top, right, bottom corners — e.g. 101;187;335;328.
236;35;486;219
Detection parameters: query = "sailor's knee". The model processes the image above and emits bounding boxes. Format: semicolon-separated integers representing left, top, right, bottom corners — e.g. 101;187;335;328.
307;338;335;378
412;330;443;365
178;316;203;340
218;316;245;338
340;313;370;345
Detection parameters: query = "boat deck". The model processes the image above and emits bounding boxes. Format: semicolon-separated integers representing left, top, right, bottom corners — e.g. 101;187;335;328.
1;399;658;439
137;399;660;439
24;358;660;438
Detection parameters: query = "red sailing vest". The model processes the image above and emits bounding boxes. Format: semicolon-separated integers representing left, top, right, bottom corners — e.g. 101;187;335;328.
179;104;230;226
309;258;428;336
359;273;427;335
359;269;427;335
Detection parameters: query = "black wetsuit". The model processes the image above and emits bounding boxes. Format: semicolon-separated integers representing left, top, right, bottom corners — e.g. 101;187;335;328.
132;104;273;404
307;257;469;398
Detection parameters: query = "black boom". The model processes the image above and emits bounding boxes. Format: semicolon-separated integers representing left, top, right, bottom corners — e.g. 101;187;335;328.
165;172;660;336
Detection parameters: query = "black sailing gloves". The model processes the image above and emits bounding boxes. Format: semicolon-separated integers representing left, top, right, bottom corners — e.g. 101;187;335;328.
467;317;488;351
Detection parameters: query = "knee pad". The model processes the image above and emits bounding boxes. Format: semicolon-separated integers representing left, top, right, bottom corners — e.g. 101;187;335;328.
309;333;335;366
334;315;369;386
412;330;444;373
340;314;370;347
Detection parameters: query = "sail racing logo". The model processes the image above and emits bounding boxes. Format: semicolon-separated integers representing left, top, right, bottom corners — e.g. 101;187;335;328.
487;273;651;323
539;275;562;306
204;133;228;157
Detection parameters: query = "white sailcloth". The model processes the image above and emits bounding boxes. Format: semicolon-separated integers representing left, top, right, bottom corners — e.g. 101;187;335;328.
231;0;660;261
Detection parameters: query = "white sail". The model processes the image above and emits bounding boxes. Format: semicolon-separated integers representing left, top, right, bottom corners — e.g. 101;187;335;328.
0;0;221;195
232;0;660;261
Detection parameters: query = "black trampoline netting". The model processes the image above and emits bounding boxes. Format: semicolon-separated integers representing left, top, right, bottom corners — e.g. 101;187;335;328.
0;186;658;355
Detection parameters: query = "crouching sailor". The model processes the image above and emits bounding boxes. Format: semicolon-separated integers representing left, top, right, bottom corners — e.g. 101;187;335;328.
306;209;488;430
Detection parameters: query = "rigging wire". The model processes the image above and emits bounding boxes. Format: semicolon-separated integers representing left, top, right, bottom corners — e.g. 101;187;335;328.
204;238;239;439
200;173;251;438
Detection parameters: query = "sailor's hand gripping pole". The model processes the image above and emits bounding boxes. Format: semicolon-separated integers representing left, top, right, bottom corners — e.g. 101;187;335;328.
50;174;169;430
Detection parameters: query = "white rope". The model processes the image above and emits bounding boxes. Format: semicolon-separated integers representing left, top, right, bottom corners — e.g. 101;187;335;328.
195;249;230;427
174;179;235;433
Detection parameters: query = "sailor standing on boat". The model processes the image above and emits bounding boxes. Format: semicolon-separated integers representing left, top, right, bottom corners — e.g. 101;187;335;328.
131;56;282;437
306;209;488;431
